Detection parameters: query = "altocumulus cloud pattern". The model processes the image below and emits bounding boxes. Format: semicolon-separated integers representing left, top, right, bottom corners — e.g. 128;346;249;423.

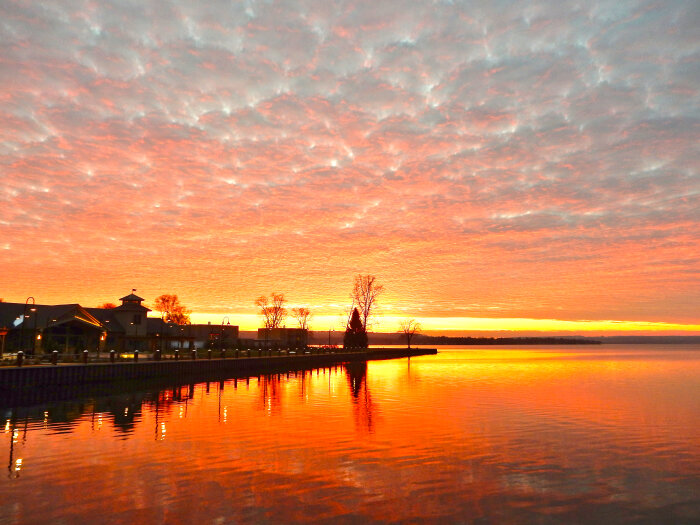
1;0;698;326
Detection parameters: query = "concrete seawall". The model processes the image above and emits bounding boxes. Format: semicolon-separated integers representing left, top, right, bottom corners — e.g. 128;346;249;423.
0;348;436;406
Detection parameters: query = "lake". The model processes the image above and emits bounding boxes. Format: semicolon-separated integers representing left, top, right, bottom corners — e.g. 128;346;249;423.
1;345;699;524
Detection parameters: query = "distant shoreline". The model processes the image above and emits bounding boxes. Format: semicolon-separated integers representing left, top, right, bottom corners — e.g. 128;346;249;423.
296;332;700;346
413;336;601;345
412;335;700;345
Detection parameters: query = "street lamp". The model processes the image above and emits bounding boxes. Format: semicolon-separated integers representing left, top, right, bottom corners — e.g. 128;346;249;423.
20;297;35;354
220;316;230;354
160;312;166;354
31;307;38;355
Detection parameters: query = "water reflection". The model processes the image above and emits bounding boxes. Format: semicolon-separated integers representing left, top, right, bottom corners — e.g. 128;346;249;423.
0;363;381;441
0;347;699;524
345;361;375;434
6;418;24;479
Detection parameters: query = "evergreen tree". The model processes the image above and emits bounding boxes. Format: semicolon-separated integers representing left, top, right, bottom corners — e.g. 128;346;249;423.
343;307;368;349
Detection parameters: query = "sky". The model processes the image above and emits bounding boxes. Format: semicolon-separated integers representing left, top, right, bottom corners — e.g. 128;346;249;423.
1;0;699;334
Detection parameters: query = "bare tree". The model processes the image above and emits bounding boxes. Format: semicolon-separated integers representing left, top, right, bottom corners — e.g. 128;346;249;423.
256;293;287;328
154;294;191;325
399;319;421;349
351;274;384;330
291;307;312;330
100;302;117;309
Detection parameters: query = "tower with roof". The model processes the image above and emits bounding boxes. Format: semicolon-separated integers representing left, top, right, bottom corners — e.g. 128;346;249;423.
112;290;151;343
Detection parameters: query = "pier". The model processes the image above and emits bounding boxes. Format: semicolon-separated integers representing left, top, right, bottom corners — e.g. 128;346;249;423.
0;347;436;406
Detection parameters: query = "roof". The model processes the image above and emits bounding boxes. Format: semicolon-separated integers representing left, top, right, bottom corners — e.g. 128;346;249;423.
0;302;27;328
114;294;151;312
85;307;125;333
119;293;145;302
0;302;105;331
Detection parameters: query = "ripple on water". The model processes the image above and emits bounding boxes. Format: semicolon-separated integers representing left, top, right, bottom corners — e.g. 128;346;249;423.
1;346;699;524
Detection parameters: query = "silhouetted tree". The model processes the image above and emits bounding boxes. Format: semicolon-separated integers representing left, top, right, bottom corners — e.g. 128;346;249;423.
344;307;368;348
100;302;117;309
256;293;287;328
351;274;384;330
154;294;191;325
291;307;312;330
399;319;421;348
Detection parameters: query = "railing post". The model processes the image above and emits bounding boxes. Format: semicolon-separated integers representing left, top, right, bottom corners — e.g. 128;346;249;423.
134;349;139;362
174;349;179;360
221;348;226;359
82;349;89;363
207;349;212;360
110;349;116;363
154;349;161;361
16;351;24;367
52;350;59;365
191;349;197;360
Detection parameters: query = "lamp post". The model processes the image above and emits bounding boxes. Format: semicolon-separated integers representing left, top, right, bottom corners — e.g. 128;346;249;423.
0;326;7;358
220;316;230;354
31;309;38;355
20;297;35;354
160;313;166;354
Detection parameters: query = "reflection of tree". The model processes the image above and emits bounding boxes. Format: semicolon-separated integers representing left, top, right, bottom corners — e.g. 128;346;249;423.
344;361;375;434
106;395;144;434
259;374;282;414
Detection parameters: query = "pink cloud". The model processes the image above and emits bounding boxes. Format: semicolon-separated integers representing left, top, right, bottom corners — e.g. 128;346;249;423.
0;0;698;329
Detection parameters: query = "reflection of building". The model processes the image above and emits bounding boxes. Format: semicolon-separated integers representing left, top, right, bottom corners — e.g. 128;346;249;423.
257;328;308;348
0;292;239;354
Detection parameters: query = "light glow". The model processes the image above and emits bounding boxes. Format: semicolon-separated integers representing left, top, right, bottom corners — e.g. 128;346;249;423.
0;1;697;335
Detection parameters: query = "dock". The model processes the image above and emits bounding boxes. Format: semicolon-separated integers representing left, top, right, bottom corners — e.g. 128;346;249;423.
0;347;436;407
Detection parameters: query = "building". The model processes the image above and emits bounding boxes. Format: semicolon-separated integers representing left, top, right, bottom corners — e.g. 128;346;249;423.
0;292;239;355
257;327;309;348
85;292;151;351
0;301;107;356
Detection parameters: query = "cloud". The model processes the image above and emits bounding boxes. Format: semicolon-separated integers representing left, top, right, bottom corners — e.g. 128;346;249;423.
0;0;698;326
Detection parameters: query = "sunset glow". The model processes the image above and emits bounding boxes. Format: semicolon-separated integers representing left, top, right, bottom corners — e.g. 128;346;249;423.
1;1;698;334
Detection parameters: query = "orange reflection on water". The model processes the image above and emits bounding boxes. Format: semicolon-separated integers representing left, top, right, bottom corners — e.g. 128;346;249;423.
2;347;699;524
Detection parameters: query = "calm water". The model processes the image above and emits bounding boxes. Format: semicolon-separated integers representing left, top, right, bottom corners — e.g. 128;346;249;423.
1;345;699;524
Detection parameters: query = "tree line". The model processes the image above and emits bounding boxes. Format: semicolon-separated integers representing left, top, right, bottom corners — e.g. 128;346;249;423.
97;274;421;349
255;274;420;349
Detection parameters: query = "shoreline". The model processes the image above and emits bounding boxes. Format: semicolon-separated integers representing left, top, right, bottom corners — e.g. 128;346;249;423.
0;347;436;408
